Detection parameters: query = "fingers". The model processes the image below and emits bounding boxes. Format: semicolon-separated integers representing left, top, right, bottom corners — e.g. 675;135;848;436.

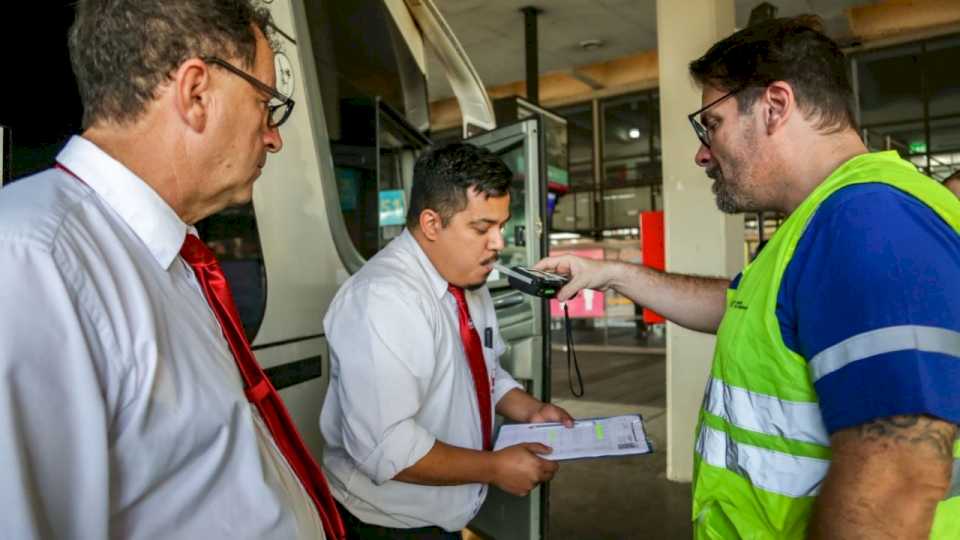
524;442;553;455
536;255;594;301
531;405;575;427
523;459;559;491
532;256;563;272
495;444;561;497
556;277;589;302
540;459;559;479
534;454;560;483
549;405;575;427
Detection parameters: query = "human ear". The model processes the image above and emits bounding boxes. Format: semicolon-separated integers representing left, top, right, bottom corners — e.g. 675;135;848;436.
172;58;211;133
418;209;443;241
763;81;794;136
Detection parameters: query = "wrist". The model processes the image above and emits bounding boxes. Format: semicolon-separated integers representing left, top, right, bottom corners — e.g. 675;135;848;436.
601;262;627;292
484;449;503;484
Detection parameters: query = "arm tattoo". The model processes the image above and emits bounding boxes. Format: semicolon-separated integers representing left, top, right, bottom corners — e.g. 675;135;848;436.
857;415;958;460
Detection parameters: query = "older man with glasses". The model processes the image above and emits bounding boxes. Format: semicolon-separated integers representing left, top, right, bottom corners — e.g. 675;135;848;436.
0;1;344;539
537;15;960;539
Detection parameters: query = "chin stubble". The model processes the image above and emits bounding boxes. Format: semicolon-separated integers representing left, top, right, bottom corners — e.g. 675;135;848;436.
708;167;741;214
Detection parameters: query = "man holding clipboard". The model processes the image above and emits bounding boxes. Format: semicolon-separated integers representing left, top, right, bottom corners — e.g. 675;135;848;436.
321;143;574;539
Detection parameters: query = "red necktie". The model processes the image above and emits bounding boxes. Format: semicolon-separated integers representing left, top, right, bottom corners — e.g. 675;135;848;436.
180;235;345;540
448;284;493;450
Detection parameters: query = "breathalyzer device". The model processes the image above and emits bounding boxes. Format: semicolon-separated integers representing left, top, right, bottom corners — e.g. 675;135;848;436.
493;264;569;299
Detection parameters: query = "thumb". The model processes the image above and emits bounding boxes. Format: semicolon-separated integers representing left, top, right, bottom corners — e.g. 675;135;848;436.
556;276;588;302
524;443;553;455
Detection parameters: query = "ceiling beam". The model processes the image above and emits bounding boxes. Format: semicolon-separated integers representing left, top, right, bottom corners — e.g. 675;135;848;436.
430;0;960;133
430;50;659;131
566;69;605;91
847;0;960;42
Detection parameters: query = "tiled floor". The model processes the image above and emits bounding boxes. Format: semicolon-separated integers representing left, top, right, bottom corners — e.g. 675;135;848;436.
546;349;692;539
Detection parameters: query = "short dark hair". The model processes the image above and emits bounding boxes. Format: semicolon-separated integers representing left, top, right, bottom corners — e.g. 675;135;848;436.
68;0;275;129
689;15;856;133
406;143;513;229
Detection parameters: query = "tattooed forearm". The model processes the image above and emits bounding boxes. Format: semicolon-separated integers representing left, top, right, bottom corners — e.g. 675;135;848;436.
811;415;956;538
857;414;957;459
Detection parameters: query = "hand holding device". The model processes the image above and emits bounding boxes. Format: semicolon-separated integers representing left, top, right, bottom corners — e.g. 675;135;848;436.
493;264;568;299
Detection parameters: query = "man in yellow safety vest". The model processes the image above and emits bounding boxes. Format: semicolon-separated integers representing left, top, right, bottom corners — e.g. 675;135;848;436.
537;16;959;539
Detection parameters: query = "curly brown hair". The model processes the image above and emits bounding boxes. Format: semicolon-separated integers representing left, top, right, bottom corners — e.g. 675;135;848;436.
689;15;856;134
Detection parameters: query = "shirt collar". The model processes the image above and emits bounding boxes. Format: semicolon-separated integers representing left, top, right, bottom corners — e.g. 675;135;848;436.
398;228;452;300
56;135;188;270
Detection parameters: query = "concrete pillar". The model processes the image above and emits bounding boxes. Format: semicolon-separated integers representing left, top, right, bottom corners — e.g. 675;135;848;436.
656;0;741;482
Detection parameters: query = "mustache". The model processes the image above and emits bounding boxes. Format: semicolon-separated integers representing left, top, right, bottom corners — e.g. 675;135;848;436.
707;167;724;195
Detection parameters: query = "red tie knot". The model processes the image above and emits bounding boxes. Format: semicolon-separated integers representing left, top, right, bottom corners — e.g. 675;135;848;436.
180;234;217;267
448;284;466;303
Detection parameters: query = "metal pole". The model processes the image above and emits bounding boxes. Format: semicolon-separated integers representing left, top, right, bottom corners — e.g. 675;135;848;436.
920;41;932;176
521;6;542;105
593;98;604;239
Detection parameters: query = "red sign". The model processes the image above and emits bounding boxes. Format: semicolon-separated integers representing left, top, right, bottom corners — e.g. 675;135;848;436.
549;248;605;318
640;211;666;324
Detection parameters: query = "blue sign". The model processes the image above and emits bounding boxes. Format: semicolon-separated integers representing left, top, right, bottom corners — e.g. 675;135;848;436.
379;189;406;226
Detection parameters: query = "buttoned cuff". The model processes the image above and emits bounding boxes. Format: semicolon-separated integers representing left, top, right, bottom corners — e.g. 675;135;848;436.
357;419;437;485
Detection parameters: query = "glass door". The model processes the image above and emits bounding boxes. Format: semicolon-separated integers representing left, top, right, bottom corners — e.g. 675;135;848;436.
466;117;551;540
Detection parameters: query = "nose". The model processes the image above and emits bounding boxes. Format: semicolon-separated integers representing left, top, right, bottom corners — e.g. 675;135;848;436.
489;227;505;252
694;143;713;168
264;126;283;153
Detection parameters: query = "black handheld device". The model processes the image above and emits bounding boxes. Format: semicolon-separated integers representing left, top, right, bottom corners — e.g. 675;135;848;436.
495;263;584;397
495;264;569;299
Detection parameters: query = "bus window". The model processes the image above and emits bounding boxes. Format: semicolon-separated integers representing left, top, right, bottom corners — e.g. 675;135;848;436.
304;0;431;261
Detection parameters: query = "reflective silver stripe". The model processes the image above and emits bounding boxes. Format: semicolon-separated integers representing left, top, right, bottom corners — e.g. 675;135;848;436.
809;325;960;382
951;459;960;499
705;377;830;446
696;423;829;498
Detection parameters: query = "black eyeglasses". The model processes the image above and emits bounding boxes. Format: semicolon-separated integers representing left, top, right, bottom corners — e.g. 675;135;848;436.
201;56;295;129
687;87;744;148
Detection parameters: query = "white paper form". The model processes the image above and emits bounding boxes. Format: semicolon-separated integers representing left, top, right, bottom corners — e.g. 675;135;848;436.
493;414;652;461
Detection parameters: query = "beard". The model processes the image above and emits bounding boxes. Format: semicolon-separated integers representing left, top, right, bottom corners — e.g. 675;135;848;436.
708;166;742;214
707;163;762;214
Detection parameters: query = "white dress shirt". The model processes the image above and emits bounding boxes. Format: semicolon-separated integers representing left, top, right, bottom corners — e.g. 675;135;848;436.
0;136;323;539
321;229;522;532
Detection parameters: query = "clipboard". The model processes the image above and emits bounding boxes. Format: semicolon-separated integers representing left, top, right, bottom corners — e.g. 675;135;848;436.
493;414;654;461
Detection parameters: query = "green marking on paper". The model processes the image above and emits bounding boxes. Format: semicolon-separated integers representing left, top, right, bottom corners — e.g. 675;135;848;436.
548;430;558;444
594;423;605;440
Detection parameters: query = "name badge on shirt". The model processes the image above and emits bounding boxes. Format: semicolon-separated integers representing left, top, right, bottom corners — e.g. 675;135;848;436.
484;327;493;349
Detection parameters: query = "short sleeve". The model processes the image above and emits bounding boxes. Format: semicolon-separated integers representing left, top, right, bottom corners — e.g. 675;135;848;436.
777;184;960;434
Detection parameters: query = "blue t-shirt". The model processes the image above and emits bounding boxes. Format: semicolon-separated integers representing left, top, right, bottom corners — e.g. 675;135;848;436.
744;183;960;434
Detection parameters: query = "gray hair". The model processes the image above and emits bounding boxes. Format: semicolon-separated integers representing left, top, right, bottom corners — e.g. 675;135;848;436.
68;0;275;129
